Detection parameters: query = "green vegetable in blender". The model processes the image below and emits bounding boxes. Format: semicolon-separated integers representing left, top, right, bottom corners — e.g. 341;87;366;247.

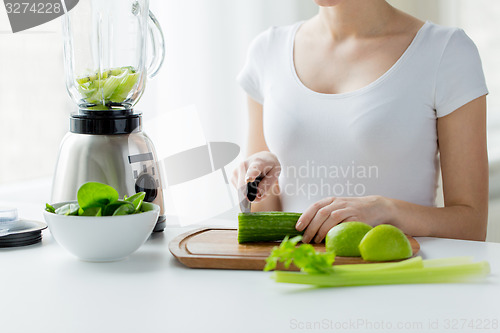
45;182;147;216
76;66;139;106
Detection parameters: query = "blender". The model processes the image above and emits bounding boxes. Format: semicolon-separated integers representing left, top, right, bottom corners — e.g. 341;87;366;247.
51;0;167;231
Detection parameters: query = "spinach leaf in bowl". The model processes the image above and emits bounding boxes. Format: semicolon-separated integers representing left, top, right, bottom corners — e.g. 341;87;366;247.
79;206;103;216
45;203;56;213
55;203;80;216
124;192;146;213
46;182;148;217
103;201;135;216
77;182;119;209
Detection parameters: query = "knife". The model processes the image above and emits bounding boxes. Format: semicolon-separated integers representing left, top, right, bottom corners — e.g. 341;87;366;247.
238;176;263;213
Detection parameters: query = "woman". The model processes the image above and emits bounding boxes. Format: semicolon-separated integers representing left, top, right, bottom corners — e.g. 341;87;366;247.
232;0;488;243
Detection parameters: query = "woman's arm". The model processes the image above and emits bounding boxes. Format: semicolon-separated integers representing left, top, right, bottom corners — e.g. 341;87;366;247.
231;96;282;212
388;95;488;240
297;96;488;242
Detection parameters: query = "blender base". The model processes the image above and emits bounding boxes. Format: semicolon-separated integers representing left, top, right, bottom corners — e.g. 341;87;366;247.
153;215;166;232
52;109;167;226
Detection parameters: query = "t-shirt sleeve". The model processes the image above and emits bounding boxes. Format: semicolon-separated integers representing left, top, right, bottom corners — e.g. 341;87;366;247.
435;29;488;118
236;28;271;105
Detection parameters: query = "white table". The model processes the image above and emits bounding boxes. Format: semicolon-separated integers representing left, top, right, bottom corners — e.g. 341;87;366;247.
1;181;500;333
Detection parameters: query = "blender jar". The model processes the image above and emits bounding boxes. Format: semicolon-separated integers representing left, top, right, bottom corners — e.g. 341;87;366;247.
62;0;164;110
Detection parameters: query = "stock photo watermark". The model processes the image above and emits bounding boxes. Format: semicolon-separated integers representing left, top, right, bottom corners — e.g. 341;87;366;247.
288;317;499;331
270;160;379;200
3;0;79;33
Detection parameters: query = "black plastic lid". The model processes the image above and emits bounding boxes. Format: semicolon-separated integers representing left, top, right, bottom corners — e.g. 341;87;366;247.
70;109;142;135
0;220;46;248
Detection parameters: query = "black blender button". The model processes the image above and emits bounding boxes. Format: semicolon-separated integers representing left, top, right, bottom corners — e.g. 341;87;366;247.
135;174;157;202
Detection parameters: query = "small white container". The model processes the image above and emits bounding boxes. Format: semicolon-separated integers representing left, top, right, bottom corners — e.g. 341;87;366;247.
0;207;18;229
43;201;159;262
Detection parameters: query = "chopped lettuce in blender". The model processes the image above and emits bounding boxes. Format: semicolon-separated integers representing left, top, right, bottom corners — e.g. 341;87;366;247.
76;66;139;106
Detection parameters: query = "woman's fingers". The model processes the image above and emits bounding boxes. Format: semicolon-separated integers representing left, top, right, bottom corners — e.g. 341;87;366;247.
244;159;281;202
231;152;281;202
232;161;273;199
313;209;352;243
245;164;262;183
253;166;281;202
296;197;335;232
301;204;337;243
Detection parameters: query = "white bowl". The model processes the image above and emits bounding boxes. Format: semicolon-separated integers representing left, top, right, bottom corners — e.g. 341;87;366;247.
43;201;160;262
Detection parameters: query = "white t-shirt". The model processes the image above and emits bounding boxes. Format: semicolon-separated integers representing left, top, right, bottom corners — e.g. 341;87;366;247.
237;21;488;213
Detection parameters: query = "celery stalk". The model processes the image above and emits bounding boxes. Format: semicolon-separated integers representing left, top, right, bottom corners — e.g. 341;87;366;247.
422;256;473;267
333;256;423;273
334;256;474;273
272;261;490;287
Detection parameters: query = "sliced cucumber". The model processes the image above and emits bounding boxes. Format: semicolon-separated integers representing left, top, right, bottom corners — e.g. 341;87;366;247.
238;212;303;243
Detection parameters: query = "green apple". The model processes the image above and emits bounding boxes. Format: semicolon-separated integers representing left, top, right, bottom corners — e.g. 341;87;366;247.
359;224;412;261
325;221;373;257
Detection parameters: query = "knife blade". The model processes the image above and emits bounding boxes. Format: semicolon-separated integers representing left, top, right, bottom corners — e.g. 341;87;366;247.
238;176;263;213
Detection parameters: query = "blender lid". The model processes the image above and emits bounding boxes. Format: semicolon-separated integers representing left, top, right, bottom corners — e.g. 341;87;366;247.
0;220;47;248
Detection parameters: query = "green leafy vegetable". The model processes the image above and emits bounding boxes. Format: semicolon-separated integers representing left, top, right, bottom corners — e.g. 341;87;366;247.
112;204;135;216
77;182;119;210
46;182;147;217
55;203;80;216
102;200;134;216
264;236;336;274
124;192;146;213
45;203;56;213
79;206;102;216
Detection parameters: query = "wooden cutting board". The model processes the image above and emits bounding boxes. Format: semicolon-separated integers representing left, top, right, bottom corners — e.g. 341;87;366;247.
169;227;420;271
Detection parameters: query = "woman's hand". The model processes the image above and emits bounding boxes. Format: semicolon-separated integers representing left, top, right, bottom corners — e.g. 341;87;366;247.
296;195;392;243
231;151;281;202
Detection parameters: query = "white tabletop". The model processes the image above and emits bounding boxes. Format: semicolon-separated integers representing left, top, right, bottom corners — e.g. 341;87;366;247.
1;181;500;333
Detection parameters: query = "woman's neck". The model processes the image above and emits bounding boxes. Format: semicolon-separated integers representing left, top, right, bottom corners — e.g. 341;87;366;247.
317;0;397;40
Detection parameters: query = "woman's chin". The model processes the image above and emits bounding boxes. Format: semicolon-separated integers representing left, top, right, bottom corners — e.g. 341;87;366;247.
314;0;345;7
